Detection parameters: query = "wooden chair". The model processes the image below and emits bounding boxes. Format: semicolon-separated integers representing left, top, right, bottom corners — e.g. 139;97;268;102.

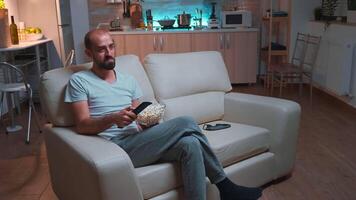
271;33;321;99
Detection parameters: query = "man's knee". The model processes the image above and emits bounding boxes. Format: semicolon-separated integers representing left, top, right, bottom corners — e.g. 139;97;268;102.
178;136;201;155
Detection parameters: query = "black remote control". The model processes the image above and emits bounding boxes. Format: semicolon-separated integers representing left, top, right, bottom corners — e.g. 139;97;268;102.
133;102;152;115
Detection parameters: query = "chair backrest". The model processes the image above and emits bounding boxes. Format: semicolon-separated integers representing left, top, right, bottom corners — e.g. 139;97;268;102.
0;62;30;92
144;51;232;124
63;50;75;68
291;33;321;75
302;34;321;75
291;33;309;67
40;55;156;127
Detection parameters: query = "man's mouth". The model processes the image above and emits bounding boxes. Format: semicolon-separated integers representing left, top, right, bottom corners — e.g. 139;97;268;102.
105;56;114;61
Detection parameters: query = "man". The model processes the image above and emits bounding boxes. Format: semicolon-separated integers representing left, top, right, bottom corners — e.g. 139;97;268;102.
65;29;262;200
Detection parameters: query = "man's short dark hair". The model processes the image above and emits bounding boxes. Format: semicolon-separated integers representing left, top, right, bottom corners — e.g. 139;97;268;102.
84;29;109;49
84;31;92;49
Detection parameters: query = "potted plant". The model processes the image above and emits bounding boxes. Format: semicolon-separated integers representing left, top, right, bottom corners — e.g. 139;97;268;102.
321;0;339;21
348;0;356;23
0;0;11;48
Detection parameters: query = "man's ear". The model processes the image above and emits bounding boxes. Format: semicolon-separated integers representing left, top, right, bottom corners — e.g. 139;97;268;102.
85;48;92;58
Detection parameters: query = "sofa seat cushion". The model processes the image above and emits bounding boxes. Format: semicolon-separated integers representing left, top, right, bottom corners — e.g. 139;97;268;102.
135;121;270;199
201;121;270;167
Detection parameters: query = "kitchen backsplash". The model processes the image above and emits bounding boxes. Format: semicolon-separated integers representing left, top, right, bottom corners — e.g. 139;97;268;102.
87;0;261;29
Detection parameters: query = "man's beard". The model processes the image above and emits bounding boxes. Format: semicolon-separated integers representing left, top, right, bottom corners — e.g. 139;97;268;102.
96;56;115;70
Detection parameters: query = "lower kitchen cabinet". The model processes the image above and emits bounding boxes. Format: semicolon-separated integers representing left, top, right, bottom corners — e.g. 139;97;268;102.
161;33;191;53
192;32;257;84
113;34;125;56
112;33;191;61
111;30;258;84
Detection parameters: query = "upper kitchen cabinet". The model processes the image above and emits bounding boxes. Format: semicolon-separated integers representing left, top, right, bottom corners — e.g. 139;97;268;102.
192;31;258;84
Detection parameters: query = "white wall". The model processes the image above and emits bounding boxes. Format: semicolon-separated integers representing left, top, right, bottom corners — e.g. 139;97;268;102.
3;0;90;65
307;21;356;107
290;0;321;58
18;0;62;68
4;0;19;22
70;0;90;64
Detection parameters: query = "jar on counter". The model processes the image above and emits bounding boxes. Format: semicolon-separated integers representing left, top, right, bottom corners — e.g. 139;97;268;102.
121;17;132;31
18;21;26;41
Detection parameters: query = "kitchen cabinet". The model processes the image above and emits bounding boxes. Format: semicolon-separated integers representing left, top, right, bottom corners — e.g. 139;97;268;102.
111;30;257;84
192;32;257;84
113;35;125;56
112;33;191;61
191;32;222;52
124;34;155;59
160;33;191;53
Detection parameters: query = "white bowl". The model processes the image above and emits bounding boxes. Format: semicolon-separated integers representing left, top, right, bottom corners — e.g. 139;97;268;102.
26;33;43;41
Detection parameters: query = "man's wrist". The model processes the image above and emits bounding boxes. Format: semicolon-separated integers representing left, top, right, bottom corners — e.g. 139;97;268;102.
105;113;117;126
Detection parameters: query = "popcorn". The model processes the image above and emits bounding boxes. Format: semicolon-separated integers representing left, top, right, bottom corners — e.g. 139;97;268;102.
137;104;166;126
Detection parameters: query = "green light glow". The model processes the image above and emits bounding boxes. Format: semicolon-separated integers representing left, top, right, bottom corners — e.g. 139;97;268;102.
142;2;220;28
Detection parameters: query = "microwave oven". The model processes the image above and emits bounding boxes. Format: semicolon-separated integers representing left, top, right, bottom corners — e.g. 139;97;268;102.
221;10;252;28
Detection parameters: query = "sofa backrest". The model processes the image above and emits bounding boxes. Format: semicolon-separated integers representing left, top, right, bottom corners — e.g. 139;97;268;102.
144;51;232;124
40;55;156;127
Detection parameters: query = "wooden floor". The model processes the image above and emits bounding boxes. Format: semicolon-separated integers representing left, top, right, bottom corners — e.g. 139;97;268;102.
1;84;356;200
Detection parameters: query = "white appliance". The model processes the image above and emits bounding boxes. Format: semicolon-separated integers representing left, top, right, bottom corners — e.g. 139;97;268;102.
56;0;75;66
221;10;252;28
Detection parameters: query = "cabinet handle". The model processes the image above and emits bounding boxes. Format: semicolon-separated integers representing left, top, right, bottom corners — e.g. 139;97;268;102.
160;36;164;51
226;34;230;49
219;34;224;49
153;36;157;51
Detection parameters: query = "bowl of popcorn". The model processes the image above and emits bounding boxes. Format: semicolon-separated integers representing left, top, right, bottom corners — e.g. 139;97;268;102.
137;103;166;126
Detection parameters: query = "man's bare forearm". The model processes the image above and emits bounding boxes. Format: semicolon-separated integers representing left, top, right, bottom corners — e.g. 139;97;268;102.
76;114;116;135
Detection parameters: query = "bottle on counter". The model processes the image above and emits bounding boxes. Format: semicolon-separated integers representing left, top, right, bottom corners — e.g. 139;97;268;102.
130;0;143;29
146;9;153;30
9;16;19;45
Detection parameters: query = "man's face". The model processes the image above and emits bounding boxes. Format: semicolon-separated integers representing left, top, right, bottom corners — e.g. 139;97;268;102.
87;33;116;70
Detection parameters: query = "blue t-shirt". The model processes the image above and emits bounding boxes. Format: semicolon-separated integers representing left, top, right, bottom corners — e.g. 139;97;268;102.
64;70;143;140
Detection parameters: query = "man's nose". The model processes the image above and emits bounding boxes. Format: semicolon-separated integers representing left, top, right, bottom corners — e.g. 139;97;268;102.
104;47;114;55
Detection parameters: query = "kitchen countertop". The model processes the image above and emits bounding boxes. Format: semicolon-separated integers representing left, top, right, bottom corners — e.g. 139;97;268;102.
110;27;259;35
0;38;52;52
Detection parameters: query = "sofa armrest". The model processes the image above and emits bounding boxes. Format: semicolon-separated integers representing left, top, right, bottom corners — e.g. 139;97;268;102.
44;125;143;200
223;93;301;178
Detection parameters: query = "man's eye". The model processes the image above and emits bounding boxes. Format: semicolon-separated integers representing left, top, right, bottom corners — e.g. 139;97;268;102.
97;48;105;53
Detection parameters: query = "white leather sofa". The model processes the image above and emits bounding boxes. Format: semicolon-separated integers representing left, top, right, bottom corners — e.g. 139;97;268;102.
40;51;301;200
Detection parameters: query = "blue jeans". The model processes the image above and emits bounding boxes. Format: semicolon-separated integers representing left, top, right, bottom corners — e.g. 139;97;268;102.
110;116;226;200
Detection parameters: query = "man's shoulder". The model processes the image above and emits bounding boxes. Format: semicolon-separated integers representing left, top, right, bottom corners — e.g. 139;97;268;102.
70;70;94;81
